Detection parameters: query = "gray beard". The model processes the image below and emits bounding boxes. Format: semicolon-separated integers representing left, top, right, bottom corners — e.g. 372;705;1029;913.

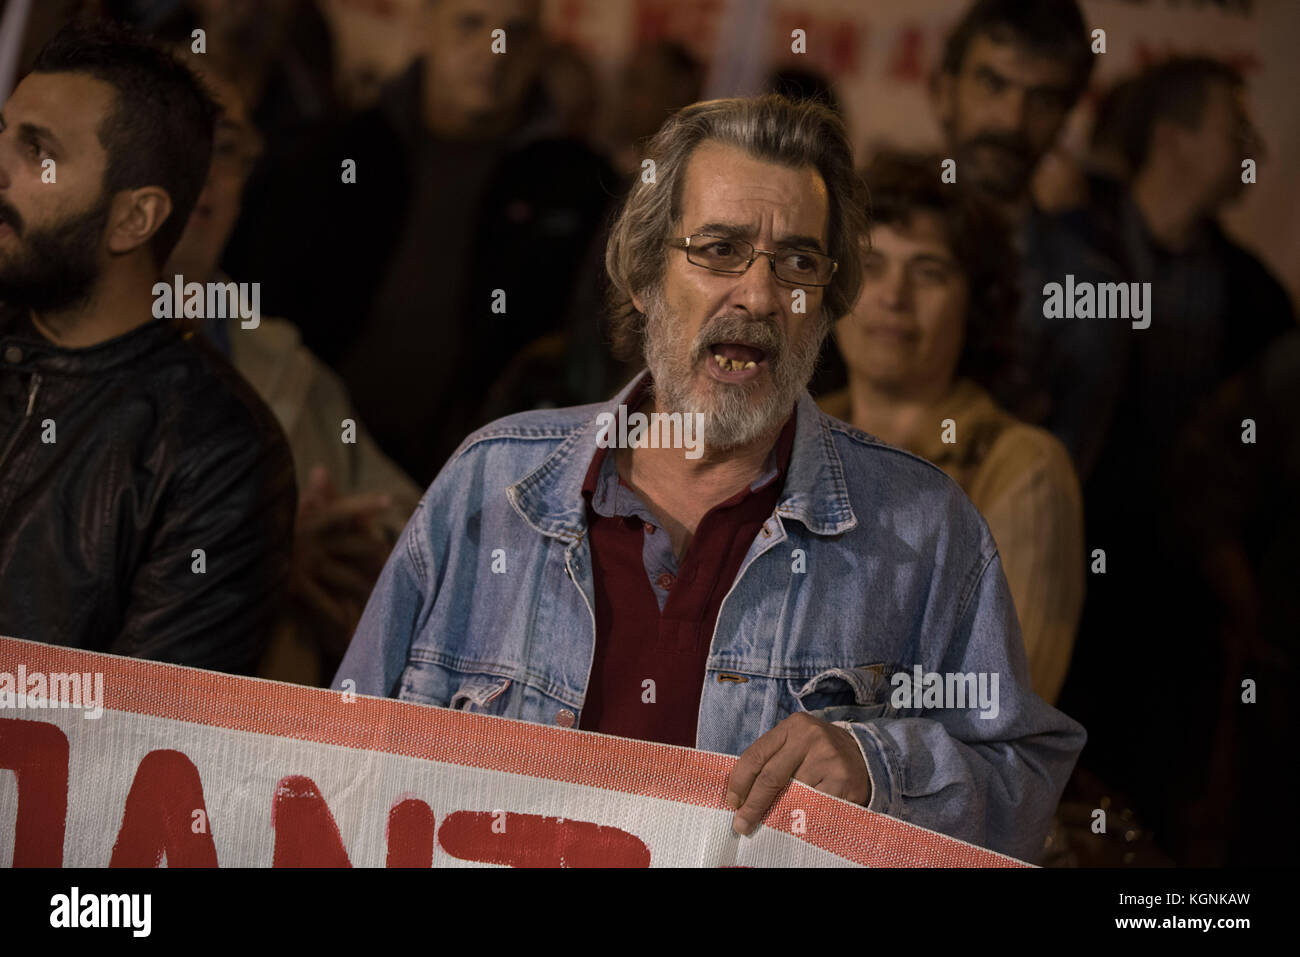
641;284;827;451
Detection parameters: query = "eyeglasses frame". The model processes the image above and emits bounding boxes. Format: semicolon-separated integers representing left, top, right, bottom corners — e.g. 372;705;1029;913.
667;233;838;287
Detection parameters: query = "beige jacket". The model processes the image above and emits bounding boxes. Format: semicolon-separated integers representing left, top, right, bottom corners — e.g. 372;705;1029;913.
226;316;422;686
820;379;1084;705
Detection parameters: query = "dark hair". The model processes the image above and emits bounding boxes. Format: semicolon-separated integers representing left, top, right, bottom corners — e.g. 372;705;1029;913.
649;41;705;98
861;151;1021;394
1087;73;1142;176
768;68;842;117
940;0;1094;105
1120;56;1245;172
32;19;218;265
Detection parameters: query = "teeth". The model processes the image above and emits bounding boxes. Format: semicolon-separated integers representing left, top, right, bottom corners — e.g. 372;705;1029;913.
712;354;757;372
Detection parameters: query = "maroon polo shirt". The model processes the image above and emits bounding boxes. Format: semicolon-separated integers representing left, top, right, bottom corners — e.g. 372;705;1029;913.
579;380;797;747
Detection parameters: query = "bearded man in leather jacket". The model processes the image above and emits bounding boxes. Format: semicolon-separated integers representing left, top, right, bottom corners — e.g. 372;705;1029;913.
0;22;295;674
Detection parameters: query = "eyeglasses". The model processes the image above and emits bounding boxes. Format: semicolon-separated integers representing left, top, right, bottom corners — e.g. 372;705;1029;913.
668;233;837;286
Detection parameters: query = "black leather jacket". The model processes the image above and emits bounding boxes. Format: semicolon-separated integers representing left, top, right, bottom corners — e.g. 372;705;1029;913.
0;309;297;674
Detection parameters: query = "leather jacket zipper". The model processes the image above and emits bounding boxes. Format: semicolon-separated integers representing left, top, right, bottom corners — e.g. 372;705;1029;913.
0;372;42;473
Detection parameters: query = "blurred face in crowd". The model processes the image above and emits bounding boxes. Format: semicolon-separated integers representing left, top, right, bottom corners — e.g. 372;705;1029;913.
618;46;699;146
0;72;115;314
1157;80;1258;214
541;47;598;139
194;0;297;54
422;0;543;130
166;71;263;280
634;141;831;451
934;33;1078;205
836;213;969;398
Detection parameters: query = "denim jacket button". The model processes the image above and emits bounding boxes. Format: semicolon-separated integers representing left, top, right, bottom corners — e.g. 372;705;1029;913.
555;708;576;728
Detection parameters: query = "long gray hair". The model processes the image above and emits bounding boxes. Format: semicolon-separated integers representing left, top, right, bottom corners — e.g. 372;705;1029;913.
604;94;869;362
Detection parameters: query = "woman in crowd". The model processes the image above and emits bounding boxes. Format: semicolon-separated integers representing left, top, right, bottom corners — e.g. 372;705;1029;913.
821;152;1084;705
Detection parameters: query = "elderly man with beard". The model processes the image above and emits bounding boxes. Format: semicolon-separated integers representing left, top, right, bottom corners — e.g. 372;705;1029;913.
334;95;1084;863
0;23;295;672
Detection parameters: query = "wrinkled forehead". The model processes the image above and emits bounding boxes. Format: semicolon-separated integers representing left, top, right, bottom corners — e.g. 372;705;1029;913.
677;141;830;245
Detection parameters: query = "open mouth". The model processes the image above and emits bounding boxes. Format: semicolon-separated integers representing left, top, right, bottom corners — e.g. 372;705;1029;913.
706;342;769;382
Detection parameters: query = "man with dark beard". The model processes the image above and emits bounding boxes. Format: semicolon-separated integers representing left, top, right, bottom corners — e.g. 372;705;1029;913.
931;0;1127;483
333;95;1084;864
0;22;295;673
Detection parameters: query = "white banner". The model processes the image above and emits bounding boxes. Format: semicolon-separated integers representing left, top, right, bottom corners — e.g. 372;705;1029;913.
0;636;1022;867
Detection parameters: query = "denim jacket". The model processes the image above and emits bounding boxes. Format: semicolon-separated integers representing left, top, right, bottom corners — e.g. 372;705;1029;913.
332;371;1086;862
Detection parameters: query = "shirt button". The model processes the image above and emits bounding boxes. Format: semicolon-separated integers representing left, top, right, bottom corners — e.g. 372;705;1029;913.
3;346;21;363
656;572;675;590
555;708;576;728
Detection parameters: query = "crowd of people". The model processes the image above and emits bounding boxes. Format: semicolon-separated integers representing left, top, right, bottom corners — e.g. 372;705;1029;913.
0;0;1293;867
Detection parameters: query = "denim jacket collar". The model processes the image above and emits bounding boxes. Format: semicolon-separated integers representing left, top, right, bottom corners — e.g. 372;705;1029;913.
507;370;858;541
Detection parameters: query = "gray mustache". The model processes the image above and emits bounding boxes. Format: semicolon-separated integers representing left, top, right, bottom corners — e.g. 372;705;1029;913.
696;316;784;358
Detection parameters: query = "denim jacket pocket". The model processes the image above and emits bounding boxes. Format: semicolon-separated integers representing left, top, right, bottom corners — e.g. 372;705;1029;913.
787;665;894;722
448;674;513;713
397;659;516;713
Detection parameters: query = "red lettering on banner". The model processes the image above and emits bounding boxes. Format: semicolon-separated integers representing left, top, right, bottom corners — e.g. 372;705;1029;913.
386;798;436;868
109;749;218;867
0;719;69;867
437;810;652;867
271;775;352;867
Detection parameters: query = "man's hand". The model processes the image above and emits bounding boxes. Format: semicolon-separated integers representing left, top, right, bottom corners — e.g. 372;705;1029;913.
288;465;392;658
725;713;870;836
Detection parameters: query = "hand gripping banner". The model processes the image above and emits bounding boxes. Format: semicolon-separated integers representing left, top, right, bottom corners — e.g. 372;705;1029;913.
0;636;1023;867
